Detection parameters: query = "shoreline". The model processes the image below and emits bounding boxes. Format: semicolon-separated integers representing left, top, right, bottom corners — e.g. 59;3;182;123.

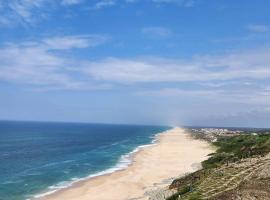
36;127;214;200
32;130;164;199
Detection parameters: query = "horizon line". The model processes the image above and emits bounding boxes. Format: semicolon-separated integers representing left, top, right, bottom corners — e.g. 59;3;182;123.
0;119;269;129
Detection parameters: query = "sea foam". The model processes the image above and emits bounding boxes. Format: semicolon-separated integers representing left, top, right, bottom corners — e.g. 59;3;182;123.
32;131;163;200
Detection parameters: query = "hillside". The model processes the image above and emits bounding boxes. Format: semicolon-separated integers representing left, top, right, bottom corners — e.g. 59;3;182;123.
162;131;270;200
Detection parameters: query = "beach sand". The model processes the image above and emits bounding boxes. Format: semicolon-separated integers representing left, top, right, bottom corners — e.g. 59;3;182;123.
38;127;214;200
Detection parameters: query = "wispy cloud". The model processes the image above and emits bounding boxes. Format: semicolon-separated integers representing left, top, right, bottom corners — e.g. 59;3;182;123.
80;47;270;106
43;35;109;50
127;0;195;6
2;35;270;98
247;24;269;33
0;0;50;26
0;0;84;27
137;88;220;97
61;0;83;6
94;0;116;9
151;0;195;7
83;48;270;83
136;87;270;105
0;34;109;90
141;26;172;38
0;0;197;27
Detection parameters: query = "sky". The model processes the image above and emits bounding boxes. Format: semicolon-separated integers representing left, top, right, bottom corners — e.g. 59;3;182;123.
0;0;270;127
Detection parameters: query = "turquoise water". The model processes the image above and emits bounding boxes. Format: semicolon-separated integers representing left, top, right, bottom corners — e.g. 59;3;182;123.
0;121;169;200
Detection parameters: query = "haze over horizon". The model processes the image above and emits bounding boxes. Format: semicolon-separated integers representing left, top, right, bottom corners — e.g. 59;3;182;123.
1;0;270;127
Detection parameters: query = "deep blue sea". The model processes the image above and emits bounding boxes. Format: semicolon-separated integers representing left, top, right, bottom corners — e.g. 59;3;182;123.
0;121;169;200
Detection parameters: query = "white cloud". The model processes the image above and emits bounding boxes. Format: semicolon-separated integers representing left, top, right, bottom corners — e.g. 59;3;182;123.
151;0;195;7
152;0;181;2
2;35;270;96
126;0;195;6
0;0;49;26
61;0;83;6
0;0;83;27
0;35;109;90
43;35;109;50
137;88;220;97
125;0;139;3
94;0;116;9
82;48;270;83
78;47;270;106
0;0;196;27
0;45;76;87
142;27;172;38
136;86;270;106
247;24;269;33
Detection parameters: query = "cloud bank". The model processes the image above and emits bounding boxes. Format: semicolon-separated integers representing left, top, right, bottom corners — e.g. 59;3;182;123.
1;35;270;108
1;36;270;86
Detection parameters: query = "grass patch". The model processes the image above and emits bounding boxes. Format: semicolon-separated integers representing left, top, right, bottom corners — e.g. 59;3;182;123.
202;134;270;169
166;133;270;200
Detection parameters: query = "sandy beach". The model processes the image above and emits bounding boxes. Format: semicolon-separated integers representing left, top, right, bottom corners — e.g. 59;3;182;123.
38;127;214;200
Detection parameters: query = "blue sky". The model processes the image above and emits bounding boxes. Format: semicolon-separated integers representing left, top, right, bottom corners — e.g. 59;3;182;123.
1;0;270;127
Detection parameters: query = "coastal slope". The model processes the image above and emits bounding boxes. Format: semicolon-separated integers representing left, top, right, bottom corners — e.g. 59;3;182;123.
166;130;270;200
38;127;214;200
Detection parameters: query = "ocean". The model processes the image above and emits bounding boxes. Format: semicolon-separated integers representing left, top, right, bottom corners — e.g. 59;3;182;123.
0;121;169;200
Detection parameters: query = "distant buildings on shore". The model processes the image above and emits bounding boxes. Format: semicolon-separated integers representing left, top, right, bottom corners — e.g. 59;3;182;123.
190;128;243;142
189;127;270;142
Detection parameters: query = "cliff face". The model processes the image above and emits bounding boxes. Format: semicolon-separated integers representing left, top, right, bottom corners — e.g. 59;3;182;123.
162;133;270;200
164;153;270;200
212;155;270;200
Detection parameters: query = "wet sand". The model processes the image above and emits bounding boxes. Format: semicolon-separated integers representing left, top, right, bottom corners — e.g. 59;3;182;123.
38;127;214;200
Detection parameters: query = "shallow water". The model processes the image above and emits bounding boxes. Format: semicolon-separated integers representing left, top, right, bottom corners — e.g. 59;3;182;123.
0;121;169;200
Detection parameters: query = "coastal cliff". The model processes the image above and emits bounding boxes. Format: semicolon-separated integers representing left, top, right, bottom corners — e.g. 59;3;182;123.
152;129;270;200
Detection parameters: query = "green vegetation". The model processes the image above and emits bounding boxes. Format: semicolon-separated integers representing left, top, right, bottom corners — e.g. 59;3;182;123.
166;133;270;200
167;186;193;200
202;134;270;169
188;193;202;200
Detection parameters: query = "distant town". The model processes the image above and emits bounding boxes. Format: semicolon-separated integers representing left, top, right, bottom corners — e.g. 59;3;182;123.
189;127;269;142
